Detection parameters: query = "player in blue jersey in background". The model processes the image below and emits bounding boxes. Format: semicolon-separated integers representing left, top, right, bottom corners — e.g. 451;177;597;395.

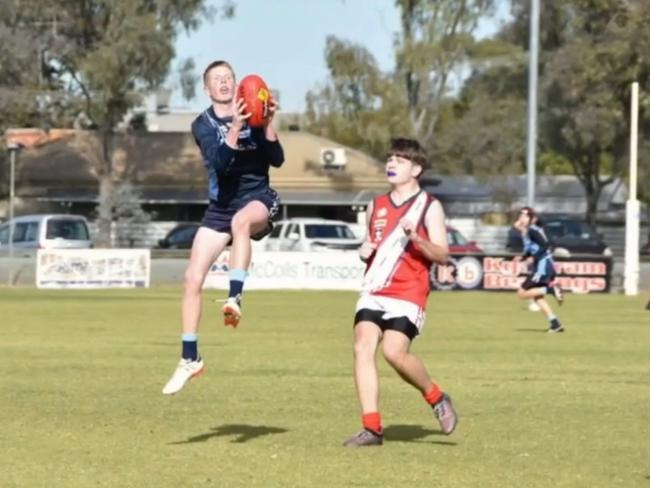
163;60;284;395
513;207;565;333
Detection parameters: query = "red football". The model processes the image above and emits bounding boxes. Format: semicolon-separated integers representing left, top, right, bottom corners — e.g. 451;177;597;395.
237;74;271;128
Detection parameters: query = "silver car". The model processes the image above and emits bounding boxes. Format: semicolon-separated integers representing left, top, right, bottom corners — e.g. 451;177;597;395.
0;214;93;256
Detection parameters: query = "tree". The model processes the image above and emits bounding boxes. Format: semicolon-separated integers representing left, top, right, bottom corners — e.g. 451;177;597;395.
0;0;234;243
304;36;404;159
537;1;650;224
0;4;66;204
306;0;502;161
433;0;650;223
113;182;153;248
432;61;528;176
395;0;496;143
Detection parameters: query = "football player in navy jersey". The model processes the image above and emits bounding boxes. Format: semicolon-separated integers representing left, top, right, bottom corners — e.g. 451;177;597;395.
163;60;284;395
513;207;565;333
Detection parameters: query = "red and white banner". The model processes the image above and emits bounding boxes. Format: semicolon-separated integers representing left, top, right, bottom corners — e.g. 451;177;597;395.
430;254;612;293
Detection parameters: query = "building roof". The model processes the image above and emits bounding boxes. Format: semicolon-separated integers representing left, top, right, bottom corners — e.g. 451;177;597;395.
13;129;388;205
9;128;632;218
423;174;627;202
423;174;630;219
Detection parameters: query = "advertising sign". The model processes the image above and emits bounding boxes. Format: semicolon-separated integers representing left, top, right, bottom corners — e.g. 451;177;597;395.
36;249;150;289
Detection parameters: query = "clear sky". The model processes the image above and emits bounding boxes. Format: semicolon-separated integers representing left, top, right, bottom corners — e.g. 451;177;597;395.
171;0;509;113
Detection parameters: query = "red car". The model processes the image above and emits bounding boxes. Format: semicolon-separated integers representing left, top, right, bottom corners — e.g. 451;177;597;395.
447;226;483;254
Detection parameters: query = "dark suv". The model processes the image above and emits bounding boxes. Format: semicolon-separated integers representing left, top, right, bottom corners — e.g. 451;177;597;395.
157;223;199;249
506;215;612;257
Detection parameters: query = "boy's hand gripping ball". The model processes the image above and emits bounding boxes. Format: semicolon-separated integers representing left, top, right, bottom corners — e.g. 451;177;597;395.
237;74;271;128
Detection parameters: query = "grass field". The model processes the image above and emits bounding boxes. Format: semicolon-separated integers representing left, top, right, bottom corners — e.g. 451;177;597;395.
1;288;649;488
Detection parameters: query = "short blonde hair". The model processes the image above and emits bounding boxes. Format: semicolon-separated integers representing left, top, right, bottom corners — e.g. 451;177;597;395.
202;60;235;83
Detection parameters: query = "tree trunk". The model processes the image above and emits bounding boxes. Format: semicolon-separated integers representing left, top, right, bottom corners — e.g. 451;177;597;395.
585;185;600;226
95;129;114;248
96;175;113;247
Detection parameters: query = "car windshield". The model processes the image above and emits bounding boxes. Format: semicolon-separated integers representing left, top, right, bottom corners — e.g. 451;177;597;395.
305;224;355;239
46;219;89;240
269;225;283;238
169;226;197;244
448;230;468;246
545;220;595;240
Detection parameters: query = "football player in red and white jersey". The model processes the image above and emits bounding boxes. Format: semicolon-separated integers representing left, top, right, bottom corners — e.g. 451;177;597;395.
343;138;458;447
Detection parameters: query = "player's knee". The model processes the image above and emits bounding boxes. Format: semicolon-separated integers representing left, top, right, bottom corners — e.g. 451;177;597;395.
231;214;251;236
517;288;528;299
183;268;204;292
353;339;375;360
382;345;406;368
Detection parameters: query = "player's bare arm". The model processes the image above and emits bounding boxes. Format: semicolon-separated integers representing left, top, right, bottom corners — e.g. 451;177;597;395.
359;200;377;262
401;199;449;265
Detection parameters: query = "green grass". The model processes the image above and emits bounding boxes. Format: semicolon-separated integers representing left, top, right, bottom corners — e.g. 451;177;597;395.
1;288;649;488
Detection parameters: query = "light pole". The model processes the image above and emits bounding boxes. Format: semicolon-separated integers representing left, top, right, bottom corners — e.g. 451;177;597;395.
624;82;640;296
526;0;540;207
6;142;22;286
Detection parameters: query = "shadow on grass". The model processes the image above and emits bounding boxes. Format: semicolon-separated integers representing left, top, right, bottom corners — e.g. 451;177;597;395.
383;424;457;446
171;424;288;445
515;328;548;333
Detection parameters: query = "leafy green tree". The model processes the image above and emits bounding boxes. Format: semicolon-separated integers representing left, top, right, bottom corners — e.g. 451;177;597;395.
306;0;502;161
431;62;527;176
113;182;153;248
304;36;404;159
435;0;650;223
0;3;67;203
537;0;650;223
1;0;234;244
395;0;496;142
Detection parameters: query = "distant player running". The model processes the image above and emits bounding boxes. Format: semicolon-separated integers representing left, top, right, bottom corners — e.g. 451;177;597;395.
513;207;565;333
162;60;284;395
343;138;458;447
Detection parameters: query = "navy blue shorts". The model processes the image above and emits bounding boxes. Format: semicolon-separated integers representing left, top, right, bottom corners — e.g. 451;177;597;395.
201;187;279;240
521;257;556;290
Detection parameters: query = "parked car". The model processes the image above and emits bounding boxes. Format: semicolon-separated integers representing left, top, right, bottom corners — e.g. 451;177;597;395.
447;226;484;254
505;215;612;256
265;218;362;252
157;223;200;249
0;214;92;256
156;222;271;250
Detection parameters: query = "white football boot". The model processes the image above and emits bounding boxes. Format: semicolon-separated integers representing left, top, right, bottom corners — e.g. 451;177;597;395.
222;297;242;328
162;357;204;395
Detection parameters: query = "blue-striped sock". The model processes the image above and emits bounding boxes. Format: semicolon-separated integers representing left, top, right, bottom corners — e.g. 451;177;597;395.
182;333;198;361
228;268;248;300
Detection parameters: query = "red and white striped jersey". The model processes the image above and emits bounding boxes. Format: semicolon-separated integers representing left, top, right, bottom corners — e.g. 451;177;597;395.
365;190;436;308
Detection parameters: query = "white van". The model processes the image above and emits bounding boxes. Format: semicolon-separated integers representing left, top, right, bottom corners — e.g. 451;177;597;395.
0;214;92;256
264;218;362;252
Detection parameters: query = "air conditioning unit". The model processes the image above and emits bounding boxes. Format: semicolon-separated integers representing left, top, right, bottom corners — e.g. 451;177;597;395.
320;148;347;168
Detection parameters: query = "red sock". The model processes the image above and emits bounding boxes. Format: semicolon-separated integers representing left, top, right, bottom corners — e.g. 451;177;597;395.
362;412;383;435
423;384;443;405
